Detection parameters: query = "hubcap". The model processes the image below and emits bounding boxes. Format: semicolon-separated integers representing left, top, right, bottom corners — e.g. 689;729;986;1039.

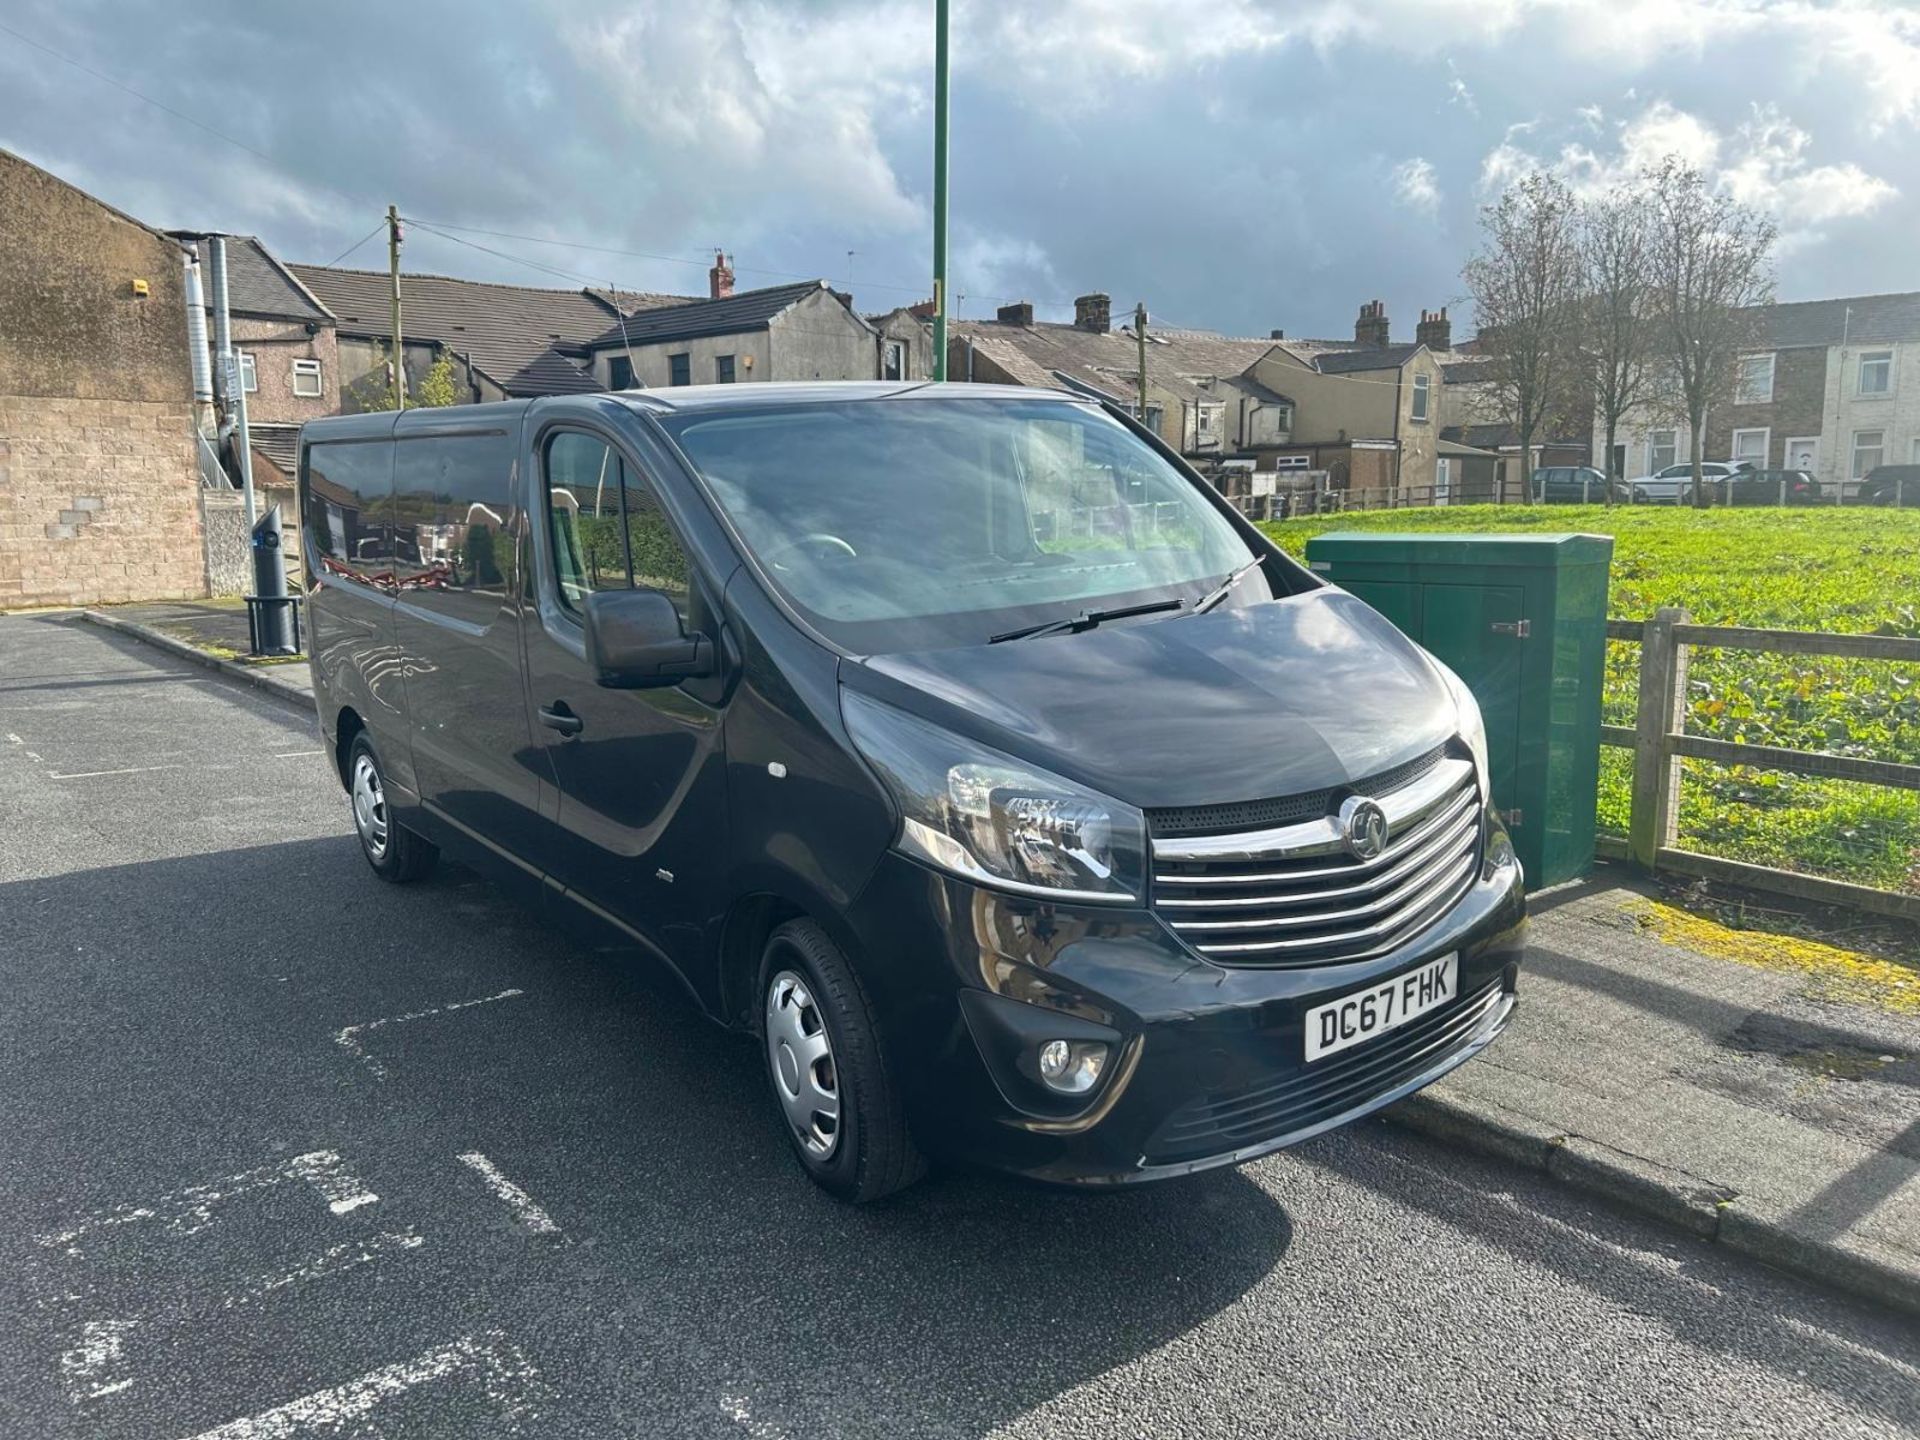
766;969;840;1159
350;753;389;860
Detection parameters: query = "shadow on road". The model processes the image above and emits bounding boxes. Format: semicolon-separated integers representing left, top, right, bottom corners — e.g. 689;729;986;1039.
0;833;1293;1437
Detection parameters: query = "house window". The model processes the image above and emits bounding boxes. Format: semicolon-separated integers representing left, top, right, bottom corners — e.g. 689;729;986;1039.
668;353;691;387
882;340;906;382
291;359;323;398
1410;372;1431;422
1851;429;1885;478
1196;404;1221;442
1648;428;1678;472
1859;350;1893;396
715;355;736;384
1735;353;1775;405
608;355;635;391
238;351;257;393
1730;428;1768;468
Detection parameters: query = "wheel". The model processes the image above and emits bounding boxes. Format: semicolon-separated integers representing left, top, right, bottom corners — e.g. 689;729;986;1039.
347;734;437;883
1631;487;1649;505
760;918;924;1202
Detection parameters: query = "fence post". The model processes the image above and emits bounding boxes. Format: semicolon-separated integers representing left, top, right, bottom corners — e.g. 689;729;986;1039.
1628;605;1690;871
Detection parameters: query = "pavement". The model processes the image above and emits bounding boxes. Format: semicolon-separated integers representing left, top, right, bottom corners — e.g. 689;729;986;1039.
82;600;313;709
2;610;1917;1438
1395;874;1920;1315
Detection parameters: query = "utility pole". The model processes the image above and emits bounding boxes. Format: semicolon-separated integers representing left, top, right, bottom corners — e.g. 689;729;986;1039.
931;0;950;381
1135;302;1148;423
387;204;406;410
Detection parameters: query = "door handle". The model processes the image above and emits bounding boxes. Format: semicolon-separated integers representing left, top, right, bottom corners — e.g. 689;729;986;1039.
539;702;584;737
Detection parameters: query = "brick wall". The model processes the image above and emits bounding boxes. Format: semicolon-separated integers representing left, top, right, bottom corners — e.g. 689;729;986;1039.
0;396;204;607
1705;345;1827;468
0;150;208;608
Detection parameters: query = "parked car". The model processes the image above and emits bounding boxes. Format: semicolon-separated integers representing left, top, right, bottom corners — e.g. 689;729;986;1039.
1531;466;1628;504
1687;468;1821;506
1626;460;1751;503
300;384;1526;1201
1855;464;1920;506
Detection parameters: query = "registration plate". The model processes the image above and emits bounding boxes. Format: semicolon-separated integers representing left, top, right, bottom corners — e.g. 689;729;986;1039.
1304;953;1458;1063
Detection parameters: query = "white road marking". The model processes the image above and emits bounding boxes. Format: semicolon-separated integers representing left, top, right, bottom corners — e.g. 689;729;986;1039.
36;1150;379;1256
456;1153;560;1235
59;1318;137;1403
224;1230;425;1310
174;1329;543;1439
721;1392;793;1440
272;750;324;760
47;763;183;780
333;989;527;1079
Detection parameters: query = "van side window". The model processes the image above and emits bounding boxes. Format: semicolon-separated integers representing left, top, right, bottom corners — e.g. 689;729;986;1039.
543;431;690;619
391;431;518;623
304;439;393;591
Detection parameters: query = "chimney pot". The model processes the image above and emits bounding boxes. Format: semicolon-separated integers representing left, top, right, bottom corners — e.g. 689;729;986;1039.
709;251;735;300
1355;299;1391;348
996;300;1034;326
1415;304;1451;352
1073;292;1112;333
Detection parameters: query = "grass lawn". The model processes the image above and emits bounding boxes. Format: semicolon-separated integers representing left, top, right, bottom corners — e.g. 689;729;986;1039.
1261;506;1920;893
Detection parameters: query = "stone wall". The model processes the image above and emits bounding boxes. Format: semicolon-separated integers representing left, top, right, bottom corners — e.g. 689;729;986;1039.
0;150;209;608
200;489;250;596
0;396;205;607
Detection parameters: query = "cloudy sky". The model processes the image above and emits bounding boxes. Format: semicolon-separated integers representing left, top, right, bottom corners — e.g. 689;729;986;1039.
3;0;1915;339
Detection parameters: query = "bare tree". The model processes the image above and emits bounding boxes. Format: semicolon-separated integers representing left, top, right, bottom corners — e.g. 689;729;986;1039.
1579;182;1667;505
1643;159;1776;509
1463;171;1584;504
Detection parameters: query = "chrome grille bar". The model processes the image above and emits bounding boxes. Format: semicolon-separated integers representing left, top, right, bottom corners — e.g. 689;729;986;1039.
1151;756;1482;967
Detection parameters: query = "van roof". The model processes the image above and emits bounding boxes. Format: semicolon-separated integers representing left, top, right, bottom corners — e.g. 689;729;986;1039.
609;380;1072;413
297;382;1089;448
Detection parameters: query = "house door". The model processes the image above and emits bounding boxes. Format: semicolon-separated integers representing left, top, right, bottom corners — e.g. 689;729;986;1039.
1610;444;1627;479
1434;457;1452;506
1786;437;1818;472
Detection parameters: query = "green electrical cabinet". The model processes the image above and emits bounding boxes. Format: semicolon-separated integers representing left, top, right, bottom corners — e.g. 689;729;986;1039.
1303;532;1613;891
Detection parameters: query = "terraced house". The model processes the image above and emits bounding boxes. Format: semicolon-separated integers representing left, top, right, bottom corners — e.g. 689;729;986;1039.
1598;291;1920;496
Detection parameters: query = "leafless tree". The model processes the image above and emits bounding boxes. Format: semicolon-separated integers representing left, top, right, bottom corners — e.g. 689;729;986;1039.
1643;159;1776;509
1463;171;1585;504
1579;182;1668;505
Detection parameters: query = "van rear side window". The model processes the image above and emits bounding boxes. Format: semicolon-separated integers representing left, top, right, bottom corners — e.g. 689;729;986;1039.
542;430;690;618
304;439;393;590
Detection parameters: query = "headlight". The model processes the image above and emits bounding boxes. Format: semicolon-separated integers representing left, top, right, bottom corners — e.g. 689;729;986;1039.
1437;662;1491;802
841;689;1146;902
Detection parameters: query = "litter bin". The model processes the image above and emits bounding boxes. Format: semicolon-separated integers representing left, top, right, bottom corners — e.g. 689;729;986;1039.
1303;531;1613;890
247;504;301;657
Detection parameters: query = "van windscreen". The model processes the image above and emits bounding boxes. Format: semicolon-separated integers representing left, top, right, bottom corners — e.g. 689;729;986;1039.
660;398;1260;652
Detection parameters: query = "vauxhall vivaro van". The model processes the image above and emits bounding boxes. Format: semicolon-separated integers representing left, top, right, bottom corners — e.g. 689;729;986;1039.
300;383;1526;1200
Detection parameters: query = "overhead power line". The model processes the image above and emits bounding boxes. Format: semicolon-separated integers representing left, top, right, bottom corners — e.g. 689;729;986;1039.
0;17;281;170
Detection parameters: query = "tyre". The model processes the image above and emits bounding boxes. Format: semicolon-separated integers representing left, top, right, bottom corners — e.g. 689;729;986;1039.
346;733;437;883
760;918;924;1202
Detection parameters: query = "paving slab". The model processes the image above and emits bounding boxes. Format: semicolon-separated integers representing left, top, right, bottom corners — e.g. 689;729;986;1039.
1392;871;1920;1315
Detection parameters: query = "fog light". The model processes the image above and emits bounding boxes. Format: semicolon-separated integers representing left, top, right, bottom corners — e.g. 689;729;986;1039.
1037;1039;1108;1095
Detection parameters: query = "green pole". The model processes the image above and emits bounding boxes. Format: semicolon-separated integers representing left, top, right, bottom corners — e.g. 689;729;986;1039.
931;0;950;381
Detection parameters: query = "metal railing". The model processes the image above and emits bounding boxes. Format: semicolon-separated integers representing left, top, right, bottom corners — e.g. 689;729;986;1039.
1599;607;1920;921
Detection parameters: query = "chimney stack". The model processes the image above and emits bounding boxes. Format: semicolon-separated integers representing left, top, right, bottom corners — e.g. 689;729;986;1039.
1270;328;1285;340
996;300;1034;326
1355;299;1390;348
1416;306;1451;352
1073;292;1112;333
709;251;735;300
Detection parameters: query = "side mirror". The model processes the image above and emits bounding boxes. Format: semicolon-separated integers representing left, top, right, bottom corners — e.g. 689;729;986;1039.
583;588;715;689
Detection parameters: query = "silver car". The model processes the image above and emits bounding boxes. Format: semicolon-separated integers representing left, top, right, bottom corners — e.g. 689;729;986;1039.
1627;461;1749;504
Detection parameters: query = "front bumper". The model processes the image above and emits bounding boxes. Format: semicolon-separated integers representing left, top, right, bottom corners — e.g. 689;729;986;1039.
842;818;1527;1185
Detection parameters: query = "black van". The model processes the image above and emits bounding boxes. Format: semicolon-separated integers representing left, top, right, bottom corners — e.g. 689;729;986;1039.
300;384;1526;1200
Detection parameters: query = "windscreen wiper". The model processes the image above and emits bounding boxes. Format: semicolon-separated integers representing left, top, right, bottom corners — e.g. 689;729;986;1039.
988;597;1184;644
1193;558;1264;615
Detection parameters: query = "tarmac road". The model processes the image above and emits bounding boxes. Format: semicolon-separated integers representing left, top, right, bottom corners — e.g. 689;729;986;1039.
1;610;1914;1439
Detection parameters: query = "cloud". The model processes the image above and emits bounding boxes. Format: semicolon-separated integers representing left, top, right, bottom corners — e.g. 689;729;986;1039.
1392;158;1443;213
1478;98;1897;249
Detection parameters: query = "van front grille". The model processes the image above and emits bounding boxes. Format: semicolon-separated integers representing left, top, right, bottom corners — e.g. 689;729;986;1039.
1150;756;1482;968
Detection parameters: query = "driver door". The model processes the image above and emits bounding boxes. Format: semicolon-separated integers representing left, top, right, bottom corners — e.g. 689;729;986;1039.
522;424;729;970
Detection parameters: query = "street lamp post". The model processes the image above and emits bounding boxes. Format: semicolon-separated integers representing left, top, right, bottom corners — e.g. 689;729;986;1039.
931;0;950;381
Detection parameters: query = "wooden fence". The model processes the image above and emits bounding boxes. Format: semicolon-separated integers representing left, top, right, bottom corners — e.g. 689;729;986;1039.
1598;606;1920;921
